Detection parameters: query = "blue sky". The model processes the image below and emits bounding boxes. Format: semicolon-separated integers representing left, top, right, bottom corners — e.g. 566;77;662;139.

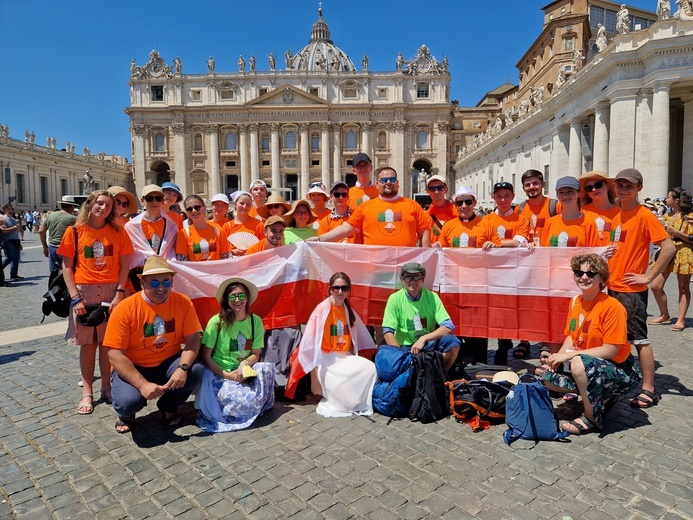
0;0;655;159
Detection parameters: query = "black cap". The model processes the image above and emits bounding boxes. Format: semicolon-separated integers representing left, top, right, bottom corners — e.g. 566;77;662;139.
493;181;514;194
330;181;349;193
353;152;372;166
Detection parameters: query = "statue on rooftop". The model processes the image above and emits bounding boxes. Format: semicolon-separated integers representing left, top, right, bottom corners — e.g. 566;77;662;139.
396;52;404;71
657;0;670;20
596;23;608;52
268;53;276;71
207;56;215;73
616;4;630;34
238;55;246;72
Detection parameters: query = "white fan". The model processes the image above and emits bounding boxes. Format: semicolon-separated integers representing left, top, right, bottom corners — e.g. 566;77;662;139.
228;232;260;250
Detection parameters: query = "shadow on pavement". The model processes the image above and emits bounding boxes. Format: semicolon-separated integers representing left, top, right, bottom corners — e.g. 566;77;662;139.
0;350;36;365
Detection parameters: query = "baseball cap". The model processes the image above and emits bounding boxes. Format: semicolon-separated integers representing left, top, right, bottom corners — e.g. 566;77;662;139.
138;256;176;278
615;168;643;185
555;176;580;191
211;193;230;204
330;181;349;193
161;181;182;202
400;263;426;277
451;186;477;202
141;184;164;198
493;181;514;194
426;175;447;187
264;215;287;228
250;179;267;189
353;152;371;166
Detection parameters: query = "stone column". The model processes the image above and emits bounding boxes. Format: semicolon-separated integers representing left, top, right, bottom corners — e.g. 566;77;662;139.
171;123;188;197
682;95;693;190
593;102;610;173
332;124;342;184
361;122;371;158
648;82;671;197
299;123;310;196
207;125;220;197
392;121;407;196
239;124;249;191
321;123;331;187
608;91;638;175
131;125;147;194
249;124;259;181
270;123;281;191
436;121;449;178
568;120;583;178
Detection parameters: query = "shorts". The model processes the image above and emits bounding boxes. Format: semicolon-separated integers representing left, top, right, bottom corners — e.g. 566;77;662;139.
608;289;649;345
73;282;117;345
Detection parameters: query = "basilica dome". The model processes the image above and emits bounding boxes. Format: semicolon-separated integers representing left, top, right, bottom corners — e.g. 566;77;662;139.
288;8;356;72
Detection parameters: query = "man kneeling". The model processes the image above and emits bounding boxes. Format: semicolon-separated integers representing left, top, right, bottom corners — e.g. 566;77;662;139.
382;263;460;369
104;256;204;434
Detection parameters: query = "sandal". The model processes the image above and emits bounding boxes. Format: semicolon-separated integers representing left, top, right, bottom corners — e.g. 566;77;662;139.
513;340;530;358
164;412;184;427
561;414;601;435
630;389;659;409
647;316;671;325
115;416;136;434
100;388;112;404
77;394;93;415
671;322;685;332
539;347;551;366
562;393;579;402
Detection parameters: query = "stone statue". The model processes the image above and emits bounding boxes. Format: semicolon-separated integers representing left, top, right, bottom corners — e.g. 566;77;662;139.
493;118;503;134
535;83;545;104
331;51;340;70
25;130;30;143
519;99;530;116
70;142;75;153
596;23;608;52
657;0;671;19
83;146;90;157
285;50;293;70
617;4;630;34
556;67;566;89
250;55;256;72
173;56;182;74
30;132;35;144
396;52;404;71
83;171;94;194
207;56;215;73
98;151;105;161
675;0;693;20
238;55;246;72
1;124;8;138
300;55;308;71
361;54;368;70
442;55;449;72
268;53;276;71
130;59;137;76
504;108;513;126
572;49;584;71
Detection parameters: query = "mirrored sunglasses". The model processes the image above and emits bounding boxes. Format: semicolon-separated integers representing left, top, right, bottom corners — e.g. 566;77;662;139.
148;279;172;289
379;176;398;184
228;293;247;302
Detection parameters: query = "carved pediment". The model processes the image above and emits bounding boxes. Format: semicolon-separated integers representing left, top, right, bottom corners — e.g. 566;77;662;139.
246;85;329;107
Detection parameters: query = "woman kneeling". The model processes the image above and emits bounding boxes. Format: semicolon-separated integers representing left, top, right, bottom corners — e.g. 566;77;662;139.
196;277;275;432
538;253;641;435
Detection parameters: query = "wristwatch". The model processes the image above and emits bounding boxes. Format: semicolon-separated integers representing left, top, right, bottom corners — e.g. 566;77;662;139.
179;363;190;372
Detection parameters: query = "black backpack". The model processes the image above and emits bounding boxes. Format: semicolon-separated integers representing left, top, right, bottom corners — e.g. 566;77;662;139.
41;226;78;322
409;351;450;423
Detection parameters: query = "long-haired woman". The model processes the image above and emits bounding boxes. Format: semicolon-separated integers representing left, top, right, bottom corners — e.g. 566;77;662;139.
175;195;230;261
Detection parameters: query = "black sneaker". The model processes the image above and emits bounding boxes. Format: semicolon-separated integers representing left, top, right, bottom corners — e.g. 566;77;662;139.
9;276;24;280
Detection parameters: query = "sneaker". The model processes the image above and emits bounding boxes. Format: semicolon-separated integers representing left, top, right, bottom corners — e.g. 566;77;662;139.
9;275;24;280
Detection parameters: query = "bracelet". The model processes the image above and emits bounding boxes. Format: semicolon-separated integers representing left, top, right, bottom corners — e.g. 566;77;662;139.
71;294;81;300
689;234;693;242
115;288;125;293
71;298;83;306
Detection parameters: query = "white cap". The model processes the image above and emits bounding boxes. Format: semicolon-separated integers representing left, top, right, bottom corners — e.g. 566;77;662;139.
426;175;447;187
451;186;477;202
230;191;252;203
211;193;230;204
307;184;329;198
249;179;267;189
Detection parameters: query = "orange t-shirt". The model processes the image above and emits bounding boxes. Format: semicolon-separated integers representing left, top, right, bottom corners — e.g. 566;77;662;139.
164;210;184;231
347;197;429;247
313;207;332;221
103;292;202;367
439;215;499;248
248;206;264;221
565;292;631;364
318;213;361;244
57;223;134;284
427;200;458;244
540;214;600;247
245;240;277;255
583;205;621;246
175;223;229;261
139;217;169;254
321;304;352;353
348;184;379;210
608;205;670;293
483;212;531;243
223;218;266;246
516;198;561;243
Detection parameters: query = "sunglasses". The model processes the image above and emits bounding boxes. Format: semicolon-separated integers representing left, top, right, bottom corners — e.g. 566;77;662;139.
332;192;349;199
310;182;326;188
185;205;203;213
573;270;599;278
584;180;606;192
143;195;164;203
402;274;423;282
455;198;475;207
266;204;283;209
493;182;513;192
428;185;446;192
379;176;398;184
228;293;247;302
115;199;130;208
148;279;172;289
330;285;350;292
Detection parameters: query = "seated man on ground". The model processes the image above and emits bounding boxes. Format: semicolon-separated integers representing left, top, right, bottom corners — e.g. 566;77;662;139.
382;263;460;369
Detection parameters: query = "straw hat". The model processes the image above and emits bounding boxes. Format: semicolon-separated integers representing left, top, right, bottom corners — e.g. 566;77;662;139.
283;199;317;226
257;195;291;218
215;277;259;305
137;256;175;278
107;186;138;212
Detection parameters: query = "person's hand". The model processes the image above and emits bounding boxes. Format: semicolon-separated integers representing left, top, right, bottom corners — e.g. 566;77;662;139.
411;337;426;354
110;291;124;311
224;369;244;382
306;236;321;242
603;243;617;260
310;378;323;396
164;367;188;391
230;248;246;256
482;241;497;251
140;381;168;400
525;241;535;253
433;241;443;250
547;352;572;371
623;272;650;286
42;245;49;258
73;300;87;316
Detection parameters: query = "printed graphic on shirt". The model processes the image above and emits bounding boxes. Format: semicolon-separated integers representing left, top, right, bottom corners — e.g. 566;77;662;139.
149;234;162;251
84;241;114;268
330;319;347;346
192;239;217;259
406;314;428;337
547;232;579;247
143;316;176;350
357;195;370;206
228;333;250;356
610;225;627;243
452;234;477;248
377;210;403;235
496;225;511;239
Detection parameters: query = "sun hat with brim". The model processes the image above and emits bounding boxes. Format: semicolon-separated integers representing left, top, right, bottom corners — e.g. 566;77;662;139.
161;181;183;202
452;186;477;202
307;185;329;198
492;371;519;385
137;256;176;278
284;199;317;226
107;186;138;212
578;171;612;189
257;195;291;218
141;184;164;198
216;277;258;305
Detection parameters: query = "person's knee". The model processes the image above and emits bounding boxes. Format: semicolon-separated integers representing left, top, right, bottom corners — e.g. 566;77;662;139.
570;356;585;376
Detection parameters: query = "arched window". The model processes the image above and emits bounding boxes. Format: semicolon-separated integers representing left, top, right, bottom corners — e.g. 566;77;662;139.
285;130;297;150
224;132;237;151
311;133;320;151
154;133;165;152
417;130;428;150
377;131;387;149
194;133;203;151
346;130;357;150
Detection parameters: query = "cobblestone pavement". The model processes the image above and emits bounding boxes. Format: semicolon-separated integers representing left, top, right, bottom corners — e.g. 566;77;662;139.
1;233;691;519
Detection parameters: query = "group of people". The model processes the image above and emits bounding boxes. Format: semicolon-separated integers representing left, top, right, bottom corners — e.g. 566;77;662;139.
40;151;684;438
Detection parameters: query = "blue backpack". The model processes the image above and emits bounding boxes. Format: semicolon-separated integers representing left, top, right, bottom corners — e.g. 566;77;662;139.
372;345;415;418
503;375;570;445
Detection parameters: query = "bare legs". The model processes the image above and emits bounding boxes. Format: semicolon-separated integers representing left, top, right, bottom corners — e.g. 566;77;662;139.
649;271;671;324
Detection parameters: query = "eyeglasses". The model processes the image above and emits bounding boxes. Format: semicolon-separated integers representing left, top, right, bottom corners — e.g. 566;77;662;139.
143;195;164;203
379;177;398;184
309;182;325;189
294;210;311;216
493;182;513;192
428;185;446;192
573;270;599;279
185;205;203;213
115;199;129;207
330;285;350;292
228;293;247;302
332;192;349;199
402;274;423;282
455;198;475;207
584;180;606;192
147;279;172;289
266;204;283;209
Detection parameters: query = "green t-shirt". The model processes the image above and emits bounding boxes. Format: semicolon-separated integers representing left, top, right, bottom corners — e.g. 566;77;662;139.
44;211;77;247
202;314;265;371
382;289;451;346
284;226;317;245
